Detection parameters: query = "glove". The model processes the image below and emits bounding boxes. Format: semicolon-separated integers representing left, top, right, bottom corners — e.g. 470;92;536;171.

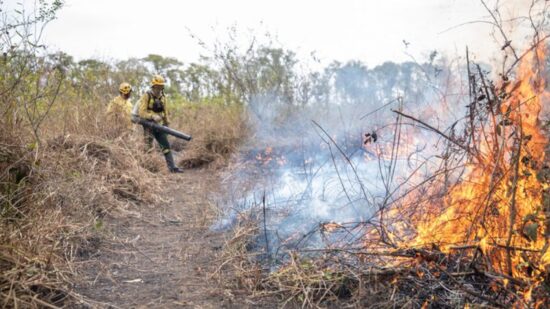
151;114;163;123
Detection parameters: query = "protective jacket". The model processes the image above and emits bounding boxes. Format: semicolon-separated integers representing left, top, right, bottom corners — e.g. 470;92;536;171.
138;91;169;126
106;95;133;129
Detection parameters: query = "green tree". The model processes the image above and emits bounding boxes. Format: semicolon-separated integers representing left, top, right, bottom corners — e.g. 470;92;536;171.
142;54;183;95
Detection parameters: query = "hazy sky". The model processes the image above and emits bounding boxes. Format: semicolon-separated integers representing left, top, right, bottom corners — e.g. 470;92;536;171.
13;0;541;66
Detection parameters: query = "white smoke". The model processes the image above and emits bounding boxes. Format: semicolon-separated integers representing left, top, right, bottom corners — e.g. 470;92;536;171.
213;56;475;264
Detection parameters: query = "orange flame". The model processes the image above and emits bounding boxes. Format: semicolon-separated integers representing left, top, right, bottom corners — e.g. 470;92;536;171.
414;44;548;276
388;45;550;300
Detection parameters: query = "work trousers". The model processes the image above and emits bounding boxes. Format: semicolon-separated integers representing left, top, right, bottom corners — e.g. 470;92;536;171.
143;126;171;154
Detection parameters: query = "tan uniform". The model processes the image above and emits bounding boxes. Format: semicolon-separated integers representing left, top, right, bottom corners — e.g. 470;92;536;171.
107;95;133;130
136;75;183;173
137;91;172;153
137;91;169;126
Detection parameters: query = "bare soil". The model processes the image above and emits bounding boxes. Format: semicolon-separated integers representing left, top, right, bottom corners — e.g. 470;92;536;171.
72;169;251;308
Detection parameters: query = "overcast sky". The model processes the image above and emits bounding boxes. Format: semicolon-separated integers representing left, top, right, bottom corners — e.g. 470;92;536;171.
10;0;542;67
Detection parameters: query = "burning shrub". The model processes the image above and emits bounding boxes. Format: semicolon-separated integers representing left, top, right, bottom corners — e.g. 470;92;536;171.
216;42;550;307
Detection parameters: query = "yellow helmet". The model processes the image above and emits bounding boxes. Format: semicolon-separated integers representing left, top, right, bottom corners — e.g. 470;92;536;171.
119;82;132;95
151;75;165;86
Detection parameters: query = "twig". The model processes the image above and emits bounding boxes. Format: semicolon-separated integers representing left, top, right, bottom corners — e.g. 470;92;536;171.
359;97;400;120
311;120;370;202
505;120;522;276
480;0;519;61
505;33;550;76
391;109;482;163
262;192;271;265
434;263;506;307
449;243;541;252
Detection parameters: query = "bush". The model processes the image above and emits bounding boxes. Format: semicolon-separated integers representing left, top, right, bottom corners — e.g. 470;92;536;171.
172;101;249;168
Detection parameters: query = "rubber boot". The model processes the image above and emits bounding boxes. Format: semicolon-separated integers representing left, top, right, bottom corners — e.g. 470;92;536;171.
164;152;184;173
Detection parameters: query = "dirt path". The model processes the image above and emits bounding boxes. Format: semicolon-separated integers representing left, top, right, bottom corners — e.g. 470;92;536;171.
74;169;243;308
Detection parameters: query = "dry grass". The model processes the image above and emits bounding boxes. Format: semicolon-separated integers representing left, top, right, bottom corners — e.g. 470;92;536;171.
0;126;165;307
0;96;248;307
214;222;369;308
173;103;249;168
213;223;265;299
216;222;497;308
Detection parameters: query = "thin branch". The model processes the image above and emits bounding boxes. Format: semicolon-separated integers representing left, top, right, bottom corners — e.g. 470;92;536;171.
391;109;482;162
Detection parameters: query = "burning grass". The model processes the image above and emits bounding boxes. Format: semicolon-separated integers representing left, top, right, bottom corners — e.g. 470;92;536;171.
217;224;510;307
216;44;550;307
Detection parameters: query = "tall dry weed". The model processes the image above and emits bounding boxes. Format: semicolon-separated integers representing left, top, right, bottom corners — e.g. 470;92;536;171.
173;103;249;168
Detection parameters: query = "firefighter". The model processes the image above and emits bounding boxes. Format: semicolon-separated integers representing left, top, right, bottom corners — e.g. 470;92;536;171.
138;75;183;173
106;82;134;132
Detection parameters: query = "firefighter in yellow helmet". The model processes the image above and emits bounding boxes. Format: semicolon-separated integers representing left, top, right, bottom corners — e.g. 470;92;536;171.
106;82;134;132
137;75;183;173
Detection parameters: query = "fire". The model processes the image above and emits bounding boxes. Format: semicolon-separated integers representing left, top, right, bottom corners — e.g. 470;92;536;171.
321;221;342;233
254;146;288;166
403;45;549;299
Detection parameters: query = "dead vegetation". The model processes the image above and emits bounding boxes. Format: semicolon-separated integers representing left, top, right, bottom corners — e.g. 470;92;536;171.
0;44;248;308
0;127;169;307
175;103;249;168
215;26;550;309
2;1;549;307
0;77;249;305
0;58;248;308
